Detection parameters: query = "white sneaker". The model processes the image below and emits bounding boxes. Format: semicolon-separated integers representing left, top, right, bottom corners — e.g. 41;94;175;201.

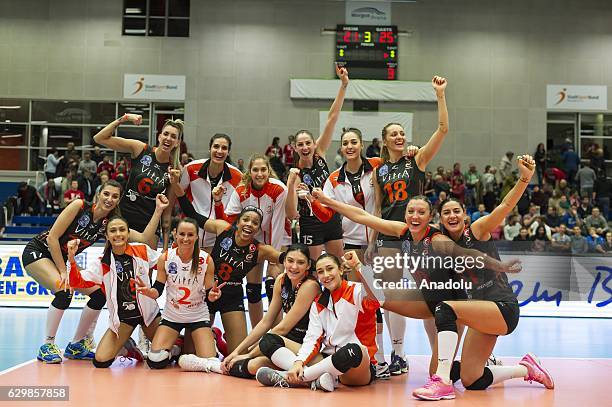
256;367;291;388
311;372;335;392
178;354;210;372
375;362;391;380
137;327;150;359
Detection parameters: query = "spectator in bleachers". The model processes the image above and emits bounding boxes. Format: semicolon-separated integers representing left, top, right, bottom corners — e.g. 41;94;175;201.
236;158;245;172
503;215;521;240
551;224;571;252
450;162;461;183
516;189;531;216
577;196;592;219
593;172;610;220
38;179;60;215
180;152;191;166
530;225;550;252
283;135;296;167
433;173;450;196
555;178;571;198
77;151;97;175
570;226;589;254
77;168;96;202
463;163;480;210
450;175;465;203
97;154;115;176
561;146;580;185
265;136;285;180
16;182;42;216
424;171;435;201
603;232;612;253
545;206;561;233
481;166;497;212
558;194;570;213
561;204;581;230
548;189;562;214
534;143;546;186
63;180;84;205
590;148;605;175
91;145;103;164
499;151;514;181
45;148;60;180
530;185;548;214
433;190;448;208
94;171;110;196
113;156;129;180
529;215;552;240
576;163;596;198
584;207;608;235
471;203;489;223
365;137;380;158
513;226;531;250
586;227;605;253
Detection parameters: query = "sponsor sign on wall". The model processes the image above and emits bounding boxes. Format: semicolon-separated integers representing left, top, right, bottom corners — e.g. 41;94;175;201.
546;85;607;111
123;74;186;100
346;1;391;25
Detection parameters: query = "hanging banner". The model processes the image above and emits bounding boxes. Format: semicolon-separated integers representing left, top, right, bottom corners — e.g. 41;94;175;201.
123;74;186;100
547;85;607;111
346;1;392;25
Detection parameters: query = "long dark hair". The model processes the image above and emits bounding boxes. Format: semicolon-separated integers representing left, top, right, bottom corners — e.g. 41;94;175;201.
175;217;201;277
293;130;315;165
96;179;123;219
284;243;313;272
102;214;129;262
209;133;233;165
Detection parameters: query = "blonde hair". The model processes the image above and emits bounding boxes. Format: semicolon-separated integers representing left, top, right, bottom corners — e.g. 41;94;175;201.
240;154;278;190
161;118;184;168
380;122;402;162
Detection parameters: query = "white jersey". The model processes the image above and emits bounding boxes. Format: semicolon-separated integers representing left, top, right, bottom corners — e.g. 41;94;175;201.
162;248;211;323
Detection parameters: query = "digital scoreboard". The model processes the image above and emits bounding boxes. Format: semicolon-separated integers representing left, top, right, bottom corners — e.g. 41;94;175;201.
336;25;398;80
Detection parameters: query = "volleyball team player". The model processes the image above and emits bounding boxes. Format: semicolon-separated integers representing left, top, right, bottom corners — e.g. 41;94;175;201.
285;64;349;261
22;180;163;364
214;154;291;327
411;154;554;401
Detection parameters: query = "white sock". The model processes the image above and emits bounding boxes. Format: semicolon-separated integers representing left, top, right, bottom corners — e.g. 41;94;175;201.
270;347;298;370
86;316;98;339
72;306;101;342
488;365;528;385
385;311;406;357
375;326;385;364
435;331;458;384
206;357;223;374
45;305;65;344
302;357;344;381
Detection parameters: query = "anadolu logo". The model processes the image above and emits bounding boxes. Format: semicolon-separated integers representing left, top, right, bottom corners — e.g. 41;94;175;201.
555;88;567;105
131;77;145;95
352;7;387;20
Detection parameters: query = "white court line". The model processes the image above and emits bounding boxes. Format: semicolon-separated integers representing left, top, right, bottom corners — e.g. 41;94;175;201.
0;359;36;376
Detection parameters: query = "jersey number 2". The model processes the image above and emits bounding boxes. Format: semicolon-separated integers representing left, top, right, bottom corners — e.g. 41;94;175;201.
383;180;408;203
177;287;191;305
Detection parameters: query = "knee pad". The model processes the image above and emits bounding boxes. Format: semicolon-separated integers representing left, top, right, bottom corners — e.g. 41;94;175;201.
228;358;255;379
258;333;285;358
264;278;275;302
246;283;262;304
331;343;363;373
93;358;114;368
376;308;383;324
86;289;106;310
146;349;171;369
465;367;494;390
450;360;461;383
51;290;73;310
434;302;457;333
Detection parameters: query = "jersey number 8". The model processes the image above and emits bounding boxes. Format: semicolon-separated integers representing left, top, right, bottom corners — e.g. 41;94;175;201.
383;180;408;203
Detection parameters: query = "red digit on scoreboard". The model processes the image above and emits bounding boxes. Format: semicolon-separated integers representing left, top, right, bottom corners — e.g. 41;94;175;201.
387;67;396;80
343;31;351;43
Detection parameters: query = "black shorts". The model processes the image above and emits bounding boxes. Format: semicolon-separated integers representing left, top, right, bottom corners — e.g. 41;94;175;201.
344;243;364;250
300;214;343;246
160;319;211;333
495;300;520;335
207;285;246;315
120;312;162;328
376;236;403;250
22;239;53;268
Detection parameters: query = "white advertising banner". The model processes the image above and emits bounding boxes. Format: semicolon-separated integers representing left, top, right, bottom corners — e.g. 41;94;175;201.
346;1;391;25
320;111;413;142
546;85;607;111
123;74;186;100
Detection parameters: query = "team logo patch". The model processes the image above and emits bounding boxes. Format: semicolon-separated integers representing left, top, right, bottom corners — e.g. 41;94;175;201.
281;287;289;300
249;244;257;252
168;262;178;274
401;240;411;254
115;261;124;273
378;165;388;177
140;155;152;166
302;173;313;186
220;237;233;251
77;214;90;228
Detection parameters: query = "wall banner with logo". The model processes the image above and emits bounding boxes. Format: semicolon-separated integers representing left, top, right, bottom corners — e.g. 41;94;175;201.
546;85;607;111
123;74;186;101
345;1;391;25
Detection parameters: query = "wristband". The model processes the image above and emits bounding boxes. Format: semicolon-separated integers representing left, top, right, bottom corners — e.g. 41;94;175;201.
152;280;165;296
519;177;529;183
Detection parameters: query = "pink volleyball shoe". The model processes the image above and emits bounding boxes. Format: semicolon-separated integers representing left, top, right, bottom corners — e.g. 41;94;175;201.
412;375;455;401
519;353;554;389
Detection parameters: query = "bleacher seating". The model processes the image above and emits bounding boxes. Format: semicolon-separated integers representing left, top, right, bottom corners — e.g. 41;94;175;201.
0;215;56;242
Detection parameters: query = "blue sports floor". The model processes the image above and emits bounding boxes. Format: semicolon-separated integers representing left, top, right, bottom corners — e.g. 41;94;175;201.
1;307;610;372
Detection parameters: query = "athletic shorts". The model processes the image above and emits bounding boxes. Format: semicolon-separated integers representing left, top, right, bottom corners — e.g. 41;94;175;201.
22;239;53;268
160;319;211;333
120;312;162;328
300;214;343;246
207;285;246;315
495;300;520;335
343;243;365;250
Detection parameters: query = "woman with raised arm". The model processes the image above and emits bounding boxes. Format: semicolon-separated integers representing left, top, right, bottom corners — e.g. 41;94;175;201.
213;154;291;327
285;64;348;260
409;155;554;401
169;169;281;356
22;181;164;364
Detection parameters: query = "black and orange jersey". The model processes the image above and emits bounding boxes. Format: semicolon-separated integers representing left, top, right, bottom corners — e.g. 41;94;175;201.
210;226;260;286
